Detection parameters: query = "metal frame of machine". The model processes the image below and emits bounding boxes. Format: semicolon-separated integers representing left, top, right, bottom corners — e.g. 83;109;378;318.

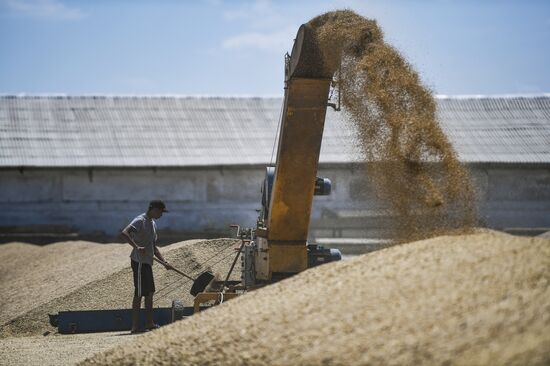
191;22;342;311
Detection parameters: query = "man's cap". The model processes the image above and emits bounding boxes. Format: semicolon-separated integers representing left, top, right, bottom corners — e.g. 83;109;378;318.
149;200;169;212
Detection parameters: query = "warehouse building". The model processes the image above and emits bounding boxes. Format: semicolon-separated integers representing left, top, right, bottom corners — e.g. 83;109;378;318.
1;95;549;248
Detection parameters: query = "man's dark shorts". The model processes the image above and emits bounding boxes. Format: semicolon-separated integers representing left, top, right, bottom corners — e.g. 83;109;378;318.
131;260;155;297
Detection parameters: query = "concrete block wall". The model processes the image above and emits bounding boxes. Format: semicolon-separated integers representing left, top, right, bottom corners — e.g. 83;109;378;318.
471;165;550;230
0;163;548;243
0;167;265;243
311;163;550;238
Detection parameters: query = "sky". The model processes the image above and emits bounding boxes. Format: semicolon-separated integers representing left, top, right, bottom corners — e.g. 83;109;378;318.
0;0;549;96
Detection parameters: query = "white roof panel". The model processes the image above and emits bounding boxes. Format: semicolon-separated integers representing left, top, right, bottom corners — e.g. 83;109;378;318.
0;95;549;167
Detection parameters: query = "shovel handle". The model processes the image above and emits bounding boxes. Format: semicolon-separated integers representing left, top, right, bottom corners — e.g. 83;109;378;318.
153;257;195;281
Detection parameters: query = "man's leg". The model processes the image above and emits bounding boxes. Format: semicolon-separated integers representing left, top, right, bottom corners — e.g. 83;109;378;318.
131;260;142;332
143;263;156;329
145;294;154;328
131;296;141;332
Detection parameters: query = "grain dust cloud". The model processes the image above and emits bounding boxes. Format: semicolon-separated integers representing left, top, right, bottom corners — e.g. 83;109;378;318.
312;10;476;241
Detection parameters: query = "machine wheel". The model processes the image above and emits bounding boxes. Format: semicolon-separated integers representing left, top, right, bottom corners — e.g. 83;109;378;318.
171;300;185;322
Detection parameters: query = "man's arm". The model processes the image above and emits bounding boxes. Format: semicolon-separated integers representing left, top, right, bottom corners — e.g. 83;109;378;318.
154;245;173;270
121;224;146;254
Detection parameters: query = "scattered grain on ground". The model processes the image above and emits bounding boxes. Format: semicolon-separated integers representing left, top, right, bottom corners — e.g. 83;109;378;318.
0;332;133;366
83;231;550;366
0;238;239;338
0;241;129;325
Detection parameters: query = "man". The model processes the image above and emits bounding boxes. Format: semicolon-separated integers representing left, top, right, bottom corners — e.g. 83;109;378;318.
121;200;173;333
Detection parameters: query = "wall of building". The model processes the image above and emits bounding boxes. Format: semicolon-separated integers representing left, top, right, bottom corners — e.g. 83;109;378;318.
311;163;550;240
0;163;549;244
0;166;264;243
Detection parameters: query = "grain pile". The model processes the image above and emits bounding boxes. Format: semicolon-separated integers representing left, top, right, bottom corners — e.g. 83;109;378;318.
0;241;129;325
311;10;476;241
0;238;239;338
0;332;132;366
83;231;550;366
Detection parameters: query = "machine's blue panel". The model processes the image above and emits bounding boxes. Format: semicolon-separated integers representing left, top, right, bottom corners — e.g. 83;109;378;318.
54;307;194;334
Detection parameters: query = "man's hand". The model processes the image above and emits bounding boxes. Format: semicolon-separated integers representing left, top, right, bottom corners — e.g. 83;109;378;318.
136;246;146;254
163;262;174;271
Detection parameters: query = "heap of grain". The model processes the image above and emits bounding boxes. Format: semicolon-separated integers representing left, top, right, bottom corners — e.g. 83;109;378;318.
0;241;130;326
0;238;239;338
311;10;475;241
83;231;550;365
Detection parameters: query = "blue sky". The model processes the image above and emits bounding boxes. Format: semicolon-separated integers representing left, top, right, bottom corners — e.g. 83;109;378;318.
1;0;549;96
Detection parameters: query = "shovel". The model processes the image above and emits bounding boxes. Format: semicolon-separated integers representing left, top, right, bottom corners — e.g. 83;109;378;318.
153;257;214;296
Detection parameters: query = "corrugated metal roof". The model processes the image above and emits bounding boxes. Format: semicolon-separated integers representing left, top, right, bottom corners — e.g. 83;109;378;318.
0;95;549;167
436;96;550;163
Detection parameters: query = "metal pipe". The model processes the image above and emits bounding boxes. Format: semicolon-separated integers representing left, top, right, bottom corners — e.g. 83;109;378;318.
222;239;248;289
